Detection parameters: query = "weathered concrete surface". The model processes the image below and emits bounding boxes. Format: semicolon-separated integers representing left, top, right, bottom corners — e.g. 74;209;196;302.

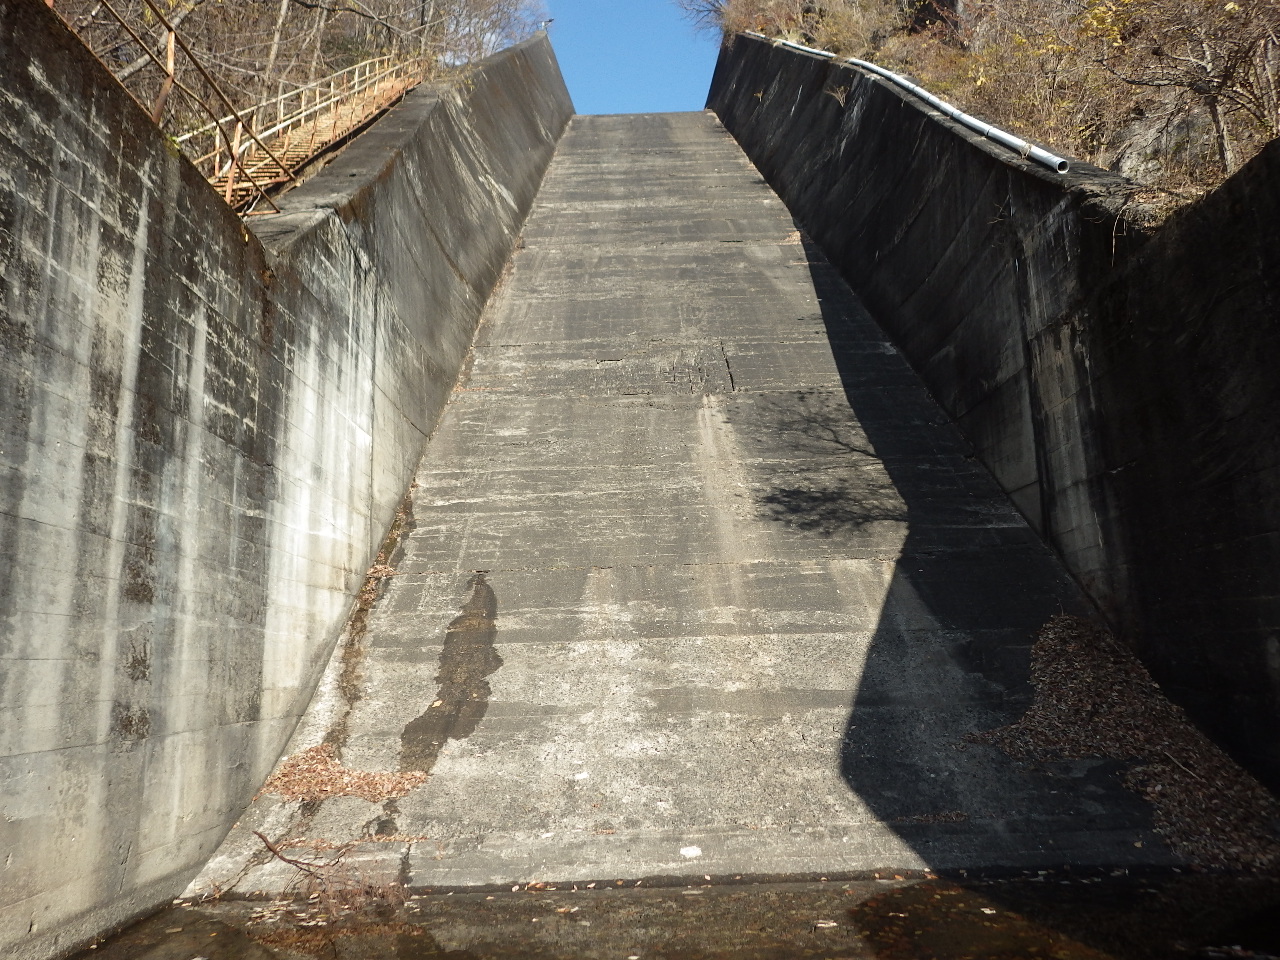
0;2;570;955
709;34;1280;790
198;112;1173;898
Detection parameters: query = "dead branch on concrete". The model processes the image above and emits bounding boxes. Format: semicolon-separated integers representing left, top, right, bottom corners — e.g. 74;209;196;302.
254;830;352;882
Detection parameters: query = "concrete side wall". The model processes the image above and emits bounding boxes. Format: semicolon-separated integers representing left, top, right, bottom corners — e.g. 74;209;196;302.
0;2;572;955
709;34;1280;789
1083;138;1280;787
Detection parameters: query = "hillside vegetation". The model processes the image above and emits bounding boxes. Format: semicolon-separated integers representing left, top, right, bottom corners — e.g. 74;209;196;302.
683;0;1280;201
54;0;545;133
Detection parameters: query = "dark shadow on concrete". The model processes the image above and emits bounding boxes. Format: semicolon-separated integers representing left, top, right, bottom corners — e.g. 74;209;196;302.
755;387;908;537
757;237;1162;871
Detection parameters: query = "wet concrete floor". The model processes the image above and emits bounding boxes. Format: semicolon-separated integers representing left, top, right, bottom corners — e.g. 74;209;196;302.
177;111;1235;948
75;872;1280;959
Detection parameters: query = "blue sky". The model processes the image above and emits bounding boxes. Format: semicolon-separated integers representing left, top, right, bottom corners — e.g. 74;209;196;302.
543;1;723;115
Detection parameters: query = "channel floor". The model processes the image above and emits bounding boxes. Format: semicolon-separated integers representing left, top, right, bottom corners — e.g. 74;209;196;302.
195;112;1179;905
70;873;1280;959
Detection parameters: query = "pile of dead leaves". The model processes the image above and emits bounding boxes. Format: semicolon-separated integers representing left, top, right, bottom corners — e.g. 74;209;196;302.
971;615;1280;870
260;744;427;804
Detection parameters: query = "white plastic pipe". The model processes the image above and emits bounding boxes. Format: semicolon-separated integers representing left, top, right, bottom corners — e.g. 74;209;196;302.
745;32;1071;174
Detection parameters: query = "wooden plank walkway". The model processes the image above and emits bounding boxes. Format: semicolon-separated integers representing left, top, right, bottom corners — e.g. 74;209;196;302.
212;72;420;208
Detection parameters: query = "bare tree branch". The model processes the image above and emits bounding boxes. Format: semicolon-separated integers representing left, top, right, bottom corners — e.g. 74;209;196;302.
116;0;207;80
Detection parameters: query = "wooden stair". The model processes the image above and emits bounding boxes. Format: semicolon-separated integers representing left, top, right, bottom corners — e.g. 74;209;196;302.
211;73;419;209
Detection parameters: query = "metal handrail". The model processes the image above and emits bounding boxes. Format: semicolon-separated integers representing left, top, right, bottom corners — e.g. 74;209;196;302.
51;0;425;211
178;55;424;183
175;55;397;145
744;32;1071;174
50;0;286;210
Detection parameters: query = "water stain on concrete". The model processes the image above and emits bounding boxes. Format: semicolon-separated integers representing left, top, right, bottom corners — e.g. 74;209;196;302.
124;639;151;681
110;701;151;741
400;573;502;774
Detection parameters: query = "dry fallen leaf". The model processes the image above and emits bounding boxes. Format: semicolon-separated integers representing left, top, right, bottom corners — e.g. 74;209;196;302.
971;615;1280;870
259;744;427;803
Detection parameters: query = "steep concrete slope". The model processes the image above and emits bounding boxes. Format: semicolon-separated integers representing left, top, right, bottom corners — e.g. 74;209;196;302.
709;33;1280;792
199;113;1171;894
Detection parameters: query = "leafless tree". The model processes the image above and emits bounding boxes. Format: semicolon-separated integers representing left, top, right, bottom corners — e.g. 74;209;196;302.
56;0;545;129
692;0;1280;198
1085;0;1280;173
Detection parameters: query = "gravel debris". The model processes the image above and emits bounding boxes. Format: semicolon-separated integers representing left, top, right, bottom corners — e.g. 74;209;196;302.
260;744;427;804
970;615;1280;870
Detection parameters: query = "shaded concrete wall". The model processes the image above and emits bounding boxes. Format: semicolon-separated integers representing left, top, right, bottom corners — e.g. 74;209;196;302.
709;34;1280;790
0;2;572;956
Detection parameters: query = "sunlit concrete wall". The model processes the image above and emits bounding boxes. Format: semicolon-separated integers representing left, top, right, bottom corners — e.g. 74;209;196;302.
710;33;1280;793
0;3;571;956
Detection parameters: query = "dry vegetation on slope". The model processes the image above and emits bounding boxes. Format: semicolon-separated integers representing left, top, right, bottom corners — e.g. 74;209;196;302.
53;0;545;134
971;617;1280;871
684;0;1280;200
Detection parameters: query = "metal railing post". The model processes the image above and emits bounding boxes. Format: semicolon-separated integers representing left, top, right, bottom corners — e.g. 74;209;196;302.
224;122;242;203
149;29;175;123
